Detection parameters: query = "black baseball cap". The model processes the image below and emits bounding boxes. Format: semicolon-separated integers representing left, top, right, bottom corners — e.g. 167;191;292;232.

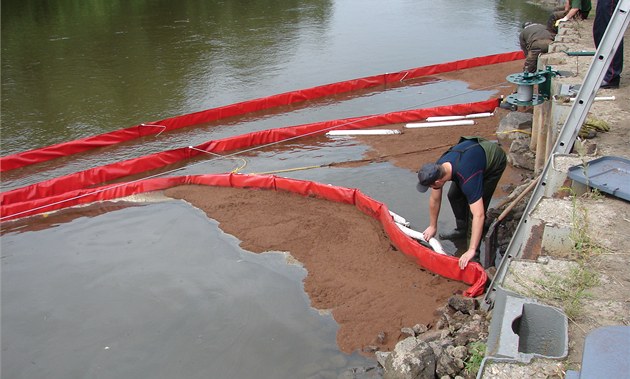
416;163;442;193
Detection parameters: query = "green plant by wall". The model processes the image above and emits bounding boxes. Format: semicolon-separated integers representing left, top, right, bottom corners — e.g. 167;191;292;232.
465;341;486;375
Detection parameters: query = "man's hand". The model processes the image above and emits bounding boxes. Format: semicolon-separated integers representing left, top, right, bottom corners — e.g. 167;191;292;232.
459;249;476;269
422;225;437;242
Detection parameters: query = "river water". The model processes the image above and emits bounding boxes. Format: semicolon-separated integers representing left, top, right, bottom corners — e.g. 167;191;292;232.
1;1;551;378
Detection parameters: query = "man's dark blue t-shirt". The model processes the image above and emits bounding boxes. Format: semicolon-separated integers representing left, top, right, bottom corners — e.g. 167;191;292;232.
436;140;487;204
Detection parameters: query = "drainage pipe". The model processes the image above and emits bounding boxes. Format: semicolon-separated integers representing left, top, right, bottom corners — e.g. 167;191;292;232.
426;112;494;122
326;129;401;136
569;96;615;102
405;120;475;128
395;223;447;255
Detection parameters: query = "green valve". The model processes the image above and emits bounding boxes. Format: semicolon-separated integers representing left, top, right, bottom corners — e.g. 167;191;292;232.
506;72;546;106
505;67;559;107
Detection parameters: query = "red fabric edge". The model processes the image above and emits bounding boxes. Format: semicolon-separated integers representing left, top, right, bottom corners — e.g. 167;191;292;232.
0;99;499;208
1;173;487;297
0;51;523;172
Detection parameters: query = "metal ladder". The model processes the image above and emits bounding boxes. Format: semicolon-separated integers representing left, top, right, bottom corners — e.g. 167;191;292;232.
483;0;630;310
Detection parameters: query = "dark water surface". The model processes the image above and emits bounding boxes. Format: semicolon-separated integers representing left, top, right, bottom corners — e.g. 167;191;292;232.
2;1;551;378
2;0;549;156
2;201;373;378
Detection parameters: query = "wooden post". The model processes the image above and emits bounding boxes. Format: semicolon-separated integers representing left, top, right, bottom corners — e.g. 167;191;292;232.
534;100;552;174
531;104;540;152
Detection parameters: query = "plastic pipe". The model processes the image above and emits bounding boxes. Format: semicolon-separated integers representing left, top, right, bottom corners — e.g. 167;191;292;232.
326;129;401;136
570;96;615;102
389;210;411;227
395;223;447;255
405;120;475;128
426;112;494;122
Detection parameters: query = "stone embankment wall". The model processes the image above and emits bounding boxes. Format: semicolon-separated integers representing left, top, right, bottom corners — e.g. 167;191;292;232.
378;4;630;378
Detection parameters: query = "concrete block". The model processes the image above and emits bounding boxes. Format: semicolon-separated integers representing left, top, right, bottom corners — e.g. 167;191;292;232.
486;288;568;363
541;223;573;256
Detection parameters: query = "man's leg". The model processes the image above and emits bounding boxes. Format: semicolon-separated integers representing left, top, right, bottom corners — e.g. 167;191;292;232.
594;0;623;86
442;182;469;239
524;49;541;73
524;39;552;73
604;40;624;86
463;158;507;262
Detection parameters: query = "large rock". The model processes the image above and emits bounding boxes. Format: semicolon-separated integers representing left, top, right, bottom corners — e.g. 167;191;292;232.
382;337;436;379
497;111;536;171
436;345;467;378
448;295;478;314
508;138;535;171
497;112;533;141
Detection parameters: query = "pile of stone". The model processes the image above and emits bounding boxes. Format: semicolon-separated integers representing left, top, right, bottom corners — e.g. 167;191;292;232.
375;295;490;379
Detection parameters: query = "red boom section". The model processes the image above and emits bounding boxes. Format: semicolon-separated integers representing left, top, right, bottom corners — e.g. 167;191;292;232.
0;51;523;172
0;173;489;297
0;99;499;211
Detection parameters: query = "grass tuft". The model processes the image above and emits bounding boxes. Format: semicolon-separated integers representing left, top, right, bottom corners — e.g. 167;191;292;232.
465;341;486;375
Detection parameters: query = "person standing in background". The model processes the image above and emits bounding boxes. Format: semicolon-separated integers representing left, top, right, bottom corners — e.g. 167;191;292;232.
520;22;556;73
547;0;592;33
593;0;624;88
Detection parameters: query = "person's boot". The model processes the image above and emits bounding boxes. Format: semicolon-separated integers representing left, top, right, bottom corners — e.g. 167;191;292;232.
439;219;467;240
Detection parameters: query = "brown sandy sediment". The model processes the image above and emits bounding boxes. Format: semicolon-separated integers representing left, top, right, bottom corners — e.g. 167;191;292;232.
164;184;468;354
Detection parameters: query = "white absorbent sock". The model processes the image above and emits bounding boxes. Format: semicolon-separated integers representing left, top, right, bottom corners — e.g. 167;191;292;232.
394;223;447;255
388;210;410;227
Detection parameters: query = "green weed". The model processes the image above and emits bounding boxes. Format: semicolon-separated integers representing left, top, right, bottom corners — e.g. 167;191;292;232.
465;341;486;375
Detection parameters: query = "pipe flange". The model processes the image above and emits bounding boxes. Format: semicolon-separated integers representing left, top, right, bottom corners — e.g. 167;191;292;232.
506;72;547;86
506;94;546;107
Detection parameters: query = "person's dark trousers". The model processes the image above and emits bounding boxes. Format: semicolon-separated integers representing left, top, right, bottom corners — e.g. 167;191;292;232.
593;0;624;86
524;39;554;72
447;157;507;245
447;183;470;232
547;10;566;33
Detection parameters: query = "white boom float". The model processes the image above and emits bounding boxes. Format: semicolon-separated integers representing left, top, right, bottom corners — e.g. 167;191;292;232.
425;112;495;122
405;120;475;129
326;129;401;136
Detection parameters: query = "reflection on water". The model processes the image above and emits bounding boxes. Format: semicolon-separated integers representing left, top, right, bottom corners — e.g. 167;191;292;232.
1;0;550;158
1;0;335;154
1;201;377;379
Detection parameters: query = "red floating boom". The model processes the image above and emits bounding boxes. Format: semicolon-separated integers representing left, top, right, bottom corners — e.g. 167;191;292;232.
1;173;489;297
0;51;523;172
